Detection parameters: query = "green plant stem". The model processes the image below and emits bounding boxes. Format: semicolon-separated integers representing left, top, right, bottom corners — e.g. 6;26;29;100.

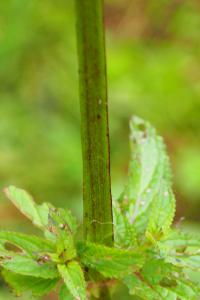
75;0;113;247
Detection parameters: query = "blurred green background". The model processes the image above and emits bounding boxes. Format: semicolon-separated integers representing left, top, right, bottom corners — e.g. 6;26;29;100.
0;0;200;299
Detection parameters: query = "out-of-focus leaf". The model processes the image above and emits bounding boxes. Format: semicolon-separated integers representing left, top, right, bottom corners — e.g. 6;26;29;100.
0;231;55;256
169;278;198;300
141;258;174;285
0;254;59;278
77;241;144;279
58;261;86;300
59;284;74;300
2;269;58;296
154;286;177;300
167;253;200;270
124;274;160;299
124;274;177;300
159;230;200;249
4;186;51;230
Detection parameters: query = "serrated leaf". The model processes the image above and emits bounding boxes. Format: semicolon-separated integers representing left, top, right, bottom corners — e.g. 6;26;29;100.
167;253;200;270
58;261;86;300
50;206;77;234
124;273;160;299
124;274;177;300
0;231;55;257
2;269;58;296
59;284;74;300
141;258;174;285
77;241;144;279
160;230;200;249
146;184;175;237
170;278;199;300
154;286;177;299
0;254;59;278
113;201;137;248
4;186;77;248
48;208;76;261
4;186;51;230
115;117;175;245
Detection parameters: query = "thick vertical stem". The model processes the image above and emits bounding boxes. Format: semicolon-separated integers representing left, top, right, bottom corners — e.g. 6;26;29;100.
75;0;113;246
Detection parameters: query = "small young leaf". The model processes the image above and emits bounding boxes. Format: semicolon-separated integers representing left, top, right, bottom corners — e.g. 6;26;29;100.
113;201;137;248
4;186;50;229
0;231;55;257
58;261;86;300
49;206;77;234
77;241;144;278
0;254;59;278
146;184;175;237
48;208;76;262
2;270;58;296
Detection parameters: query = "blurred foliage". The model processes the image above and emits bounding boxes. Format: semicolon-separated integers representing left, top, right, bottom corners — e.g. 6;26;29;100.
176;147;200;202
0;0;200;298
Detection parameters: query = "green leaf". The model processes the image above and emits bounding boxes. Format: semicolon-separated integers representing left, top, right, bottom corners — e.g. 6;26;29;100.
141;258;174;285
169;278;199;300
167;253;200;270
58;261;86;300
0;254;59;278
4;186;77;247
0;231;55;257
160;230;200;249
77;241;144;278
124;274;177;300
48;208;76;261
49;206;77;234
124;274;160;299
59;284;74;300
113;201;137;248
124;254;190;299
4;186;51;230
2;269;58;296
115;117;175;244
154;286;177;300
146;183;175;238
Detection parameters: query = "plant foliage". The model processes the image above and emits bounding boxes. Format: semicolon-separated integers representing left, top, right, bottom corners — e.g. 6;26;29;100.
0;117;199;299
